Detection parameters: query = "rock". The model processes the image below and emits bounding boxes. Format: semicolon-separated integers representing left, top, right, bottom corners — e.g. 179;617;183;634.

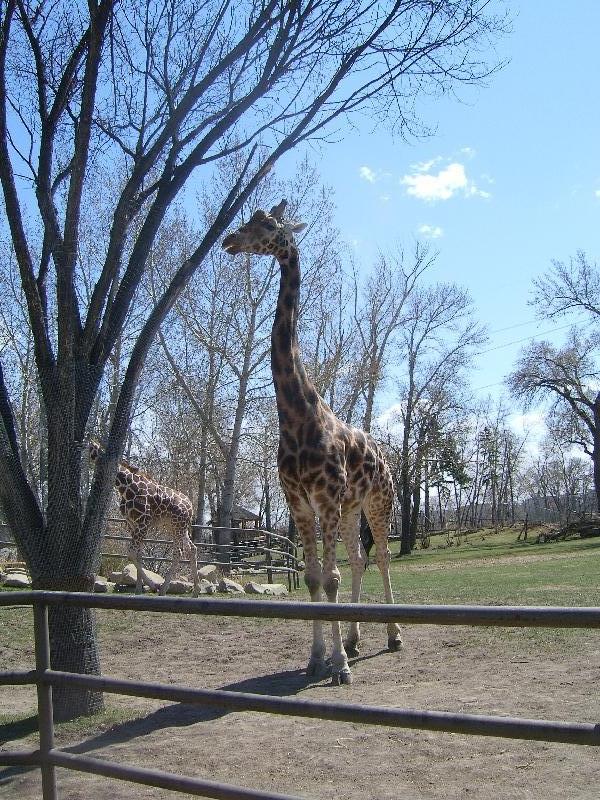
244;581;267;594
198;579;217;594
0;547;18;562
218;577;245;594
94;577;115;593
115;563;164;590
198;564;218;580
204;582;217;594
3;571;31;588
113;582;150;593
166;578;194;594
263;583;288;596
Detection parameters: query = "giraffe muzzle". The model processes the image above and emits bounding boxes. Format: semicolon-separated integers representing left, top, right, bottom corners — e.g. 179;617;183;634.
222;233;241;254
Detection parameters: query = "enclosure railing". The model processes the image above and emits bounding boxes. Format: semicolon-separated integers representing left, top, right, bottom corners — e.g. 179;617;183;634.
102;523;301;591
1;592;600;799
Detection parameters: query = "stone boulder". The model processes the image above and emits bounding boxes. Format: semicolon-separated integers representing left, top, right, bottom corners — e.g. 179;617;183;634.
166;578;194;594
218;577;245;594
3;570;31;588
109;563;164;590
263;583;288;596
198;564;218;581
198;578;217;594
244;581;267;594
94;577;115;593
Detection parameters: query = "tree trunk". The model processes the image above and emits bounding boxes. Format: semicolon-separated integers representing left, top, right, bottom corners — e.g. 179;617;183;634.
218;307;257;543
399;462;412;556
32;573;104;721
37;414;104;720
593;395;600;512
194;420;208;540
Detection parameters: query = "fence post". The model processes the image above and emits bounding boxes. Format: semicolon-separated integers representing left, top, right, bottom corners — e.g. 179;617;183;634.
265;532;273;584
33;600;57;800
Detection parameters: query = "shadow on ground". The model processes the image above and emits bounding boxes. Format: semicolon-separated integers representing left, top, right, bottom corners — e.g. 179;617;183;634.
0;646;390;787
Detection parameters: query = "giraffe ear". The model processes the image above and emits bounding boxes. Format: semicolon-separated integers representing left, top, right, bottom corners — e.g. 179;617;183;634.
290;222;307;233
269;199;287;221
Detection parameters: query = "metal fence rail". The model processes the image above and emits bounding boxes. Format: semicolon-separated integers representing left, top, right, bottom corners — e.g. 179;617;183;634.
1;591;599;800
101;523;302;590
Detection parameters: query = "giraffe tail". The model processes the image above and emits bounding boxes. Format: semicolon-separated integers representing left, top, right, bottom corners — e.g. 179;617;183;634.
359;513;374;562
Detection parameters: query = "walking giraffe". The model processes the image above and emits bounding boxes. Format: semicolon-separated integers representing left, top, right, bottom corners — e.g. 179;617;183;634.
89;440;200;596
222;200;402;684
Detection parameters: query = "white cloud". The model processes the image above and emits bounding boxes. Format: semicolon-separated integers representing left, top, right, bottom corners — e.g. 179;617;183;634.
376;403;404;436
418;224;443;239
410;156;443;173
401;162;491;202
359;165;377;183
595;188;600;198
460;146;476;158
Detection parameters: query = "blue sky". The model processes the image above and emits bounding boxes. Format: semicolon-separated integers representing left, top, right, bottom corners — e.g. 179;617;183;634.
283;1;600;418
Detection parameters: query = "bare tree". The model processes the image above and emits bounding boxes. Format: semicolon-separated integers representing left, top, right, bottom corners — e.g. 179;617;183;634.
519;435;593;523
0;0;506;718
394;282;486;554
508;331;600;510
531;252;600;320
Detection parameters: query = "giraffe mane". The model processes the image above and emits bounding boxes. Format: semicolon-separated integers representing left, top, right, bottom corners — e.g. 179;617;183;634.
118;458;155;482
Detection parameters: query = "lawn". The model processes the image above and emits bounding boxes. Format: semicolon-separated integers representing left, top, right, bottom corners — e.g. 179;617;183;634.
354;529;600;607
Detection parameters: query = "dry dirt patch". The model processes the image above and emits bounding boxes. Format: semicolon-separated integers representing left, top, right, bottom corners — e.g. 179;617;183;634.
1;604;599;799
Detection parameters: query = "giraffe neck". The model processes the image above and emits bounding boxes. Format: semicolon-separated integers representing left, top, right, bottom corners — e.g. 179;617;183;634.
271;244;319;422
115;465;137;496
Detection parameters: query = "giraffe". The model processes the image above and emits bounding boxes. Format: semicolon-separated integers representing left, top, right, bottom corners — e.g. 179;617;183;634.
222;200;402;685
89;440;200;596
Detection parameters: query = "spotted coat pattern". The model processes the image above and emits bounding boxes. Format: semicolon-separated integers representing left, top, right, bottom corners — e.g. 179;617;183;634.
89;441;199;595
222;200;402;684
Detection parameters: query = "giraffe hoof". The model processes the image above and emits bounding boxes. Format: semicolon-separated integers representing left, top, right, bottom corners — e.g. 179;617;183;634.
388;634;403;652
332;669;352;686
344;642;360;658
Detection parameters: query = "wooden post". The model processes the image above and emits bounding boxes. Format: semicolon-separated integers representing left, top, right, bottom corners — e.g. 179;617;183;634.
33;602;57;800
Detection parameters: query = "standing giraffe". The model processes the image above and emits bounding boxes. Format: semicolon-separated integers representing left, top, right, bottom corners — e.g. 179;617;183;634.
89;440;200;596
222;200;402;685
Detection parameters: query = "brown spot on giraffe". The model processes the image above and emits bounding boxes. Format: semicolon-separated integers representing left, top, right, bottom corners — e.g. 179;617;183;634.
89;440;199;596
222;200;401;685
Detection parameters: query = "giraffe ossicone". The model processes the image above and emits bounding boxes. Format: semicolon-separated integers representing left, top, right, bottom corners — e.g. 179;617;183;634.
89;440;200;596
222;199;402;685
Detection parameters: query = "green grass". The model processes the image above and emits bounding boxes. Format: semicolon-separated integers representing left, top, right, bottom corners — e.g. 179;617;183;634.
351;531;600;607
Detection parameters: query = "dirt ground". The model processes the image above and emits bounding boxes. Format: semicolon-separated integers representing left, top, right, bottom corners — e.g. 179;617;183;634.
1;599;599;800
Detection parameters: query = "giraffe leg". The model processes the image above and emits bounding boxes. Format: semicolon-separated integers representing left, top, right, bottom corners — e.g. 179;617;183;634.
188;538;200;597
127;539;146;595
363;491;402;651
339;504;364;657
125;519;149;594
177;528;200;596
287;493;328;679
159;530;184;596
320;502;351;686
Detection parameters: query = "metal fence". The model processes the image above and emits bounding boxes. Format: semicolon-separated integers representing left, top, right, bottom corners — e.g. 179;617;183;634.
1;591;600;800
101;523;302;591
1;521;302;591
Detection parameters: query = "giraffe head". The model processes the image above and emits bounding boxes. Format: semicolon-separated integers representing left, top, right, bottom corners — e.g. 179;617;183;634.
222;199;306;257
89;438;104;462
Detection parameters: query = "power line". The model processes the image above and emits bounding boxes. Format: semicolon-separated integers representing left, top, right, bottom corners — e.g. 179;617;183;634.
476;319;594;357
471;318;597;393
487;313;585;336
